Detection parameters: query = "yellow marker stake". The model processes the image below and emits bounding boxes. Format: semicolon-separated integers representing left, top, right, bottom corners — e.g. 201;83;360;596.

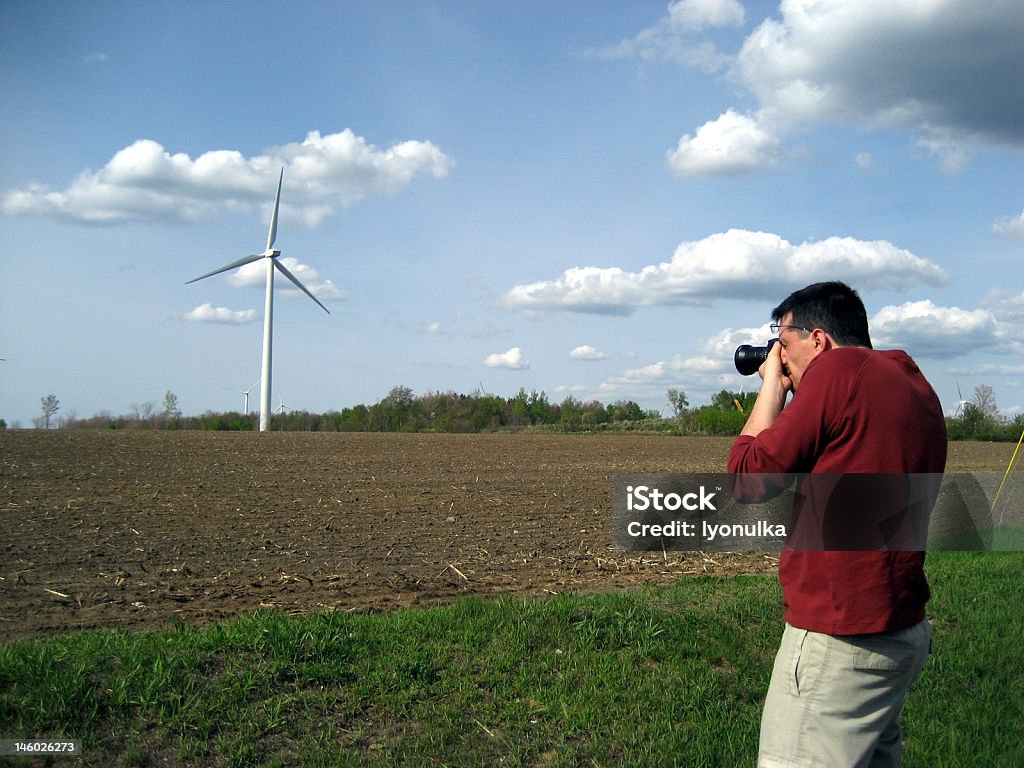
992;427;1024;525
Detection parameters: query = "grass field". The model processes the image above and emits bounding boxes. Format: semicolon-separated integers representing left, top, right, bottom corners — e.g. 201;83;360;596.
1;551;1021;767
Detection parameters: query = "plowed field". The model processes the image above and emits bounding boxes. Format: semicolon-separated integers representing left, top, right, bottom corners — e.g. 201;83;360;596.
0;431;1013;640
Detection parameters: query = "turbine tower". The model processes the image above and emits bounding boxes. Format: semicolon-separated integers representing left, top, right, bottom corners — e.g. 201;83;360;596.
188;168;329;431
223;381;259;413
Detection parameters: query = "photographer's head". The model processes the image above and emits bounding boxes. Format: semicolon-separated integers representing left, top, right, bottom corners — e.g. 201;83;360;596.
772;281;872;347
771;282;872;389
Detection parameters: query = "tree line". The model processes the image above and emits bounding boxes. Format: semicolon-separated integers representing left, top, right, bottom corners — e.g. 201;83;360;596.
7;384;1021;441
16;386;750;435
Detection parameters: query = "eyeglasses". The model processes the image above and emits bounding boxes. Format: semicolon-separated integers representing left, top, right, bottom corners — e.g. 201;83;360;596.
769;323;812;336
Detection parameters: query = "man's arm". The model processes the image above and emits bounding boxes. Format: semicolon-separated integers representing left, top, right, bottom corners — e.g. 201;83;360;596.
740;341;791;437
729;341;795;498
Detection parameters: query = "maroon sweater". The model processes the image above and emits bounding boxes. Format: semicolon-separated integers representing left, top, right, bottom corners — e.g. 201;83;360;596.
729;347;947;634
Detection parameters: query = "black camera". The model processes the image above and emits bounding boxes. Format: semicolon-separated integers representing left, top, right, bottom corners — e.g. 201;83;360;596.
734;338;779;376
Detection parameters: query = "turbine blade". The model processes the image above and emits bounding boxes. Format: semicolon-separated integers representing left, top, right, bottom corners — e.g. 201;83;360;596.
267;167;284;252
186;253;264;284
273;259;330;314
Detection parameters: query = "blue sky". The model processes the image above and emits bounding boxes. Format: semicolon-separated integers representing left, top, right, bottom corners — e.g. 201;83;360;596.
2;0;1022;426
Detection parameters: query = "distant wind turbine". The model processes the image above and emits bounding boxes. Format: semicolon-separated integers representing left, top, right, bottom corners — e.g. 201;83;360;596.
223;381;259;413
954;380;969;417
187;168;329;431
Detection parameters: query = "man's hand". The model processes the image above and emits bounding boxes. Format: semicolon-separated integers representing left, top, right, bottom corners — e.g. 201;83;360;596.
759;339;793;394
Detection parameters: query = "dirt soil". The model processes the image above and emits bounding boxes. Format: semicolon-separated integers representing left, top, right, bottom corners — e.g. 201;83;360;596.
0;431;1014;641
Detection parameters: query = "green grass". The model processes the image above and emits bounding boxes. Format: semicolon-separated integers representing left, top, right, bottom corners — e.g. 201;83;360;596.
1;553;1021;767
928;525;1024;552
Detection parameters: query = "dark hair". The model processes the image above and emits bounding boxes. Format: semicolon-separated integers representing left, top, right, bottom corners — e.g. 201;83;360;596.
772;281;872;348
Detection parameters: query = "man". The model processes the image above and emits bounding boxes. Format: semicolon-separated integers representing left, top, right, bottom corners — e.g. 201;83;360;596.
728;281;947;767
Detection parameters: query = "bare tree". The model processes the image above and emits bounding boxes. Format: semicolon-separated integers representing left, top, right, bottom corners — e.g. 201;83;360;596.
131;401;156;422
39;393;60;429
972;385;1000;421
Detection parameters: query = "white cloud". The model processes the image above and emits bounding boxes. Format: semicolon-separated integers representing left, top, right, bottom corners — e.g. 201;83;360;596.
913;131;973;174
980;289;1024;354
658;0;1024;176
598;328;768;403
666;109;782;176
871;300;999;358
83;52;110;65
948;362;1024;377
586;0;744;71
993;209;1024;239
698;325;774;358
570;345;607;361
503;228;946;314
596;352;742;408
980;289;1024;322
740;1;1024;146
183;303;258;324
620;361;671;382
593;291;1024;409
855;153;872;169
484;347;530;370
553;384;590;396
617;354;725;384
667;0;745;30
415;317;507;338
2;129;453;225
222;257;349;302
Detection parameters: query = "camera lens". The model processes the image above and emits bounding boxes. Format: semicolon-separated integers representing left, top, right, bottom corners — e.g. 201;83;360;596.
734;345;766;375
734;338;778;375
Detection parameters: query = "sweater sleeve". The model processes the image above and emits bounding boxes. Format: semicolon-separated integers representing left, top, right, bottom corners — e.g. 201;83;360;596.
729;353;851;478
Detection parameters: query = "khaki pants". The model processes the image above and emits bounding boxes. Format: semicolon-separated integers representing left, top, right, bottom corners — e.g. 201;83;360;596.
758;620;931;768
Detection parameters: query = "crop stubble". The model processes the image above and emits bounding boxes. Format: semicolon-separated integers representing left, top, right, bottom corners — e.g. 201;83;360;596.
0;431;1011;640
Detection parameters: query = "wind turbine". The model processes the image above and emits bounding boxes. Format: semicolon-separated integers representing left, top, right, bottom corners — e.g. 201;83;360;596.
187;168;329;431
954;381;969;417
223;381;259;413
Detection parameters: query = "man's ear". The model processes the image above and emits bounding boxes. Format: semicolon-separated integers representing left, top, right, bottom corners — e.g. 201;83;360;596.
812;328;832;351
